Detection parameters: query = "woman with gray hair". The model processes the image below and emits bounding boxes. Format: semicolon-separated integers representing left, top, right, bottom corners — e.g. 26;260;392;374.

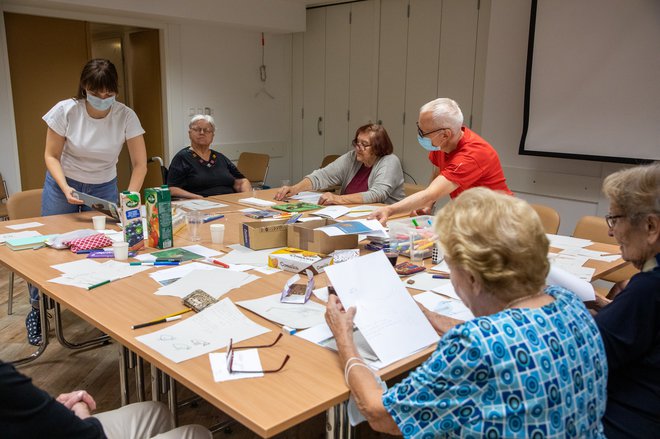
326;187;607;437
593;163;660;438
167;115;251;198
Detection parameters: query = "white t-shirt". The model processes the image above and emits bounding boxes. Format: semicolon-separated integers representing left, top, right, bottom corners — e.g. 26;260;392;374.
42;98;145;184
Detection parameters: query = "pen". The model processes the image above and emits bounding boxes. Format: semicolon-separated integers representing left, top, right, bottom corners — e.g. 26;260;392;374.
155;258;182;262
87;279;112;290
211;258;230;268
132;315;182;330
411;219;419;227
416;242;434;251
432;274;450;279
129;261;180;266
203;214;225;223
76;250;93;254
349;209;373;213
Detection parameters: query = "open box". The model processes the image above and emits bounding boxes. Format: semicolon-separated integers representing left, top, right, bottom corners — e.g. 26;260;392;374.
240;219;290;250
287;218;358;255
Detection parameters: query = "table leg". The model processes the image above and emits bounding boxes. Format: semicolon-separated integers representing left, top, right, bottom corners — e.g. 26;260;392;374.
135;355;145;402
151;364;161;402
118;345;130;406
53;302;110;349
167;375;179;426
11;292;50;366
326;403;354;439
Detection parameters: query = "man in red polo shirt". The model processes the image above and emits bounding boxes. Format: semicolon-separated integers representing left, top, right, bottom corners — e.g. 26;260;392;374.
370;98;512;223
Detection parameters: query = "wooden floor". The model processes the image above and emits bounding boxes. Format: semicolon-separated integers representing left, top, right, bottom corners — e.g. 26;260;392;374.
0;265;392;438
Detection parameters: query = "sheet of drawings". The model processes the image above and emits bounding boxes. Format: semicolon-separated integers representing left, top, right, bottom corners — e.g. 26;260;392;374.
135;298;270;363
324;251;439;365
236;293;326;329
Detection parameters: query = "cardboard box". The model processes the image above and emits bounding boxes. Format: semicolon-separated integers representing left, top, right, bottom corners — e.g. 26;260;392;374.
240;219;289;250
268;248;333;274
287;218;358;254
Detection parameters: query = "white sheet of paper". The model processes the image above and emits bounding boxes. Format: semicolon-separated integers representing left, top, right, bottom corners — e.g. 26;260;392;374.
252;266;281;275
0;230;41;244
174;199;228;210
431;283;460;301
148;262;219;286
559;247;620;262
546;234;592;250
181;245;223;258
546;264;595;301
324;251;439;365
49;260;151;289
6;222;44;230
404;272;452;291
312;205;350;219
345;205;378;218
414;291;475;321
220;246;280;267
290;191;322;204
155;269;259;299
236;293;326;329
136;299;270;363
313;286;330;302
431;260;451;273
317;219;387;237
238;197;277;207
210;350;263;381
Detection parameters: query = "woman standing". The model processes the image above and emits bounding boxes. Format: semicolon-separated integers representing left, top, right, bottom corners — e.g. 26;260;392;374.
25;59;148;345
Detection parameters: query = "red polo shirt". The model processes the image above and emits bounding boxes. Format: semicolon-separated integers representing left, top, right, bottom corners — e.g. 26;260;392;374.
428;127;512;199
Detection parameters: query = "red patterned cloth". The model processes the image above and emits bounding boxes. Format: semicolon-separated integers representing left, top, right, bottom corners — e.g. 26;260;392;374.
66;233;113;252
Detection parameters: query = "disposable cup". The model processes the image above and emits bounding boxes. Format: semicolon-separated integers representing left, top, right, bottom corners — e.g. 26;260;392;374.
185;211;204;241
113;241;129;260
210;223;225;244
92;215;106;231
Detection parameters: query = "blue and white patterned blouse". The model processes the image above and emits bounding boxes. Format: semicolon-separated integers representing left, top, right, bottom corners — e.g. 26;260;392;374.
382;286;607;438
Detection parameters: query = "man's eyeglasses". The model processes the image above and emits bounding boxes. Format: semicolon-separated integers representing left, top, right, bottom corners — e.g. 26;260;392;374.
416;122;448;138
226;333;290;374
190;127;214;134
605;214;625;228
351;140;372;151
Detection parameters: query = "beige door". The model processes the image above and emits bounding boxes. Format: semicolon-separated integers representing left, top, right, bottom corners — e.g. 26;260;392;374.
4;12;89;190
128;29;165;192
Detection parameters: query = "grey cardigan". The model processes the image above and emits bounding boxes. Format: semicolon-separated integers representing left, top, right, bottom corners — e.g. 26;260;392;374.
306;150;405;204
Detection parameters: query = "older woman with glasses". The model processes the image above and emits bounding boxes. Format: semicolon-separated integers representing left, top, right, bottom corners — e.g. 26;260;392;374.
167;115;251;198
592;163;660;438
326;188;608;437
275;124;404;205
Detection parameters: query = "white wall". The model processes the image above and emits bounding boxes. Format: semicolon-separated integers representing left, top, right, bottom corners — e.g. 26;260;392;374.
479;0;628;234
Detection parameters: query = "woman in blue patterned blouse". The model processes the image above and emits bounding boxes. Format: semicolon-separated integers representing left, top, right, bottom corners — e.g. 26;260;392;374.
325;187;607;438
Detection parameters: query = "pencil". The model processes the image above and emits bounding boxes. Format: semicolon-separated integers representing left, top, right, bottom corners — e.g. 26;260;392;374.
132;315;183;330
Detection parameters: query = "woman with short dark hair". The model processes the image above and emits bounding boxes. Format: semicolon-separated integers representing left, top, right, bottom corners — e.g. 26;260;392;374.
275;124;404;205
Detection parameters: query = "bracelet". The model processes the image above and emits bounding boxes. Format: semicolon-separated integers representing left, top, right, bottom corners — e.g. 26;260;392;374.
345;356;363;367
344;361;373;386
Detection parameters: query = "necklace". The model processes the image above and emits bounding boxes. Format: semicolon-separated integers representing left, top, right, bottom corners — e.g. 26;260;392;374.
503;292;545;310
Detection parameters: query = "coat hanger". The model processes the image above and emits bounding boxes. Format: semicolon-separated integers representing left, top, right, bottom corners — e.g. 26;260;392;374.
255;33;275;100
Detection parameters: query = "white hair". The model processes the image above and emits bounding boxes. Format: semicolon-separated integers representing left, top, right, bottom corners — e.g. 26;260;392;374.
189;114;216;129
420;98;463;133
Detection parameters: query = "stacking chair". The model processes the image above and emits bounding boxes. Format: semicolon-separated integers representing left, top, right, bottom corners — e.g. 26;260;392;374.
320;154;340;168
237;152;269;188
0;173;9;220
6;189;43;315
148;156;169;185
573;215;638;295
530;203;561;234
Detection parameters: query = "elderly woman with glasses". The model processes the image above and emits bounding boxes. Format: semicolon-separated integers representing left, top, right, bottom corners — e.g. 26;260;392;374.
592;163;660;438
275;124;404;205
326;188;608;437
167;115;251;199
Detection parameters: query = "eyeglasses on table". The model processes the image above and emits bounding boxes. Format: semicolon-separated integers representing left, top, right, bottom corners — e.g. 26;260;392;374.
226;333;290;374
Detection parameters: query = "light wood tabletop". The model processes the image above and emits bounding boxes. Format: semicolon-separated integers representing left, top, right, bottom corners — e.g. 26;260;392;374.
0;197;627;437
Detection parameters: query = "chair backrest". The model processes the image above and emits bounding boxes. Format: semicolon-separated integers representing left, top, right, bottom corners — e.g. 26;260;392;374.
530;203;560;234
237;152;270;185
320;154;340;169
7;189;43;220
148;156;168;185
404;183;425;197
0;173;8;201
572;215;616;244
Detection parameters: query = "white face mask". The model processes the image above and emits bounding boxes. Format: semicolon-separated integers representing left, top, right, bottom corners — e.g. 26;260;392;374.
86;91;115;111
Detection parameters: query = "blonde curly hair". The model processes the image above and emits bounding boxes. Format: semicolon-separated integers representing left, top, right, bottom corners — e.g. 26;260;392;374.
434;188;549;302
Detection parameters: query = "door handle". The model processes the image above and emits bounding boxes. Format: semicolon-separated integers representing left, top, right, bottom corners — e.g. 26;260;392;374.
317;117;323;136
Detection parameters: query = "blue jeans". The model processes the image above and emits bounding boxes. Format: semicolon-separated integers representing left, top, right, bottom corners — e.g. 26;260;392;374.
29;172;119;307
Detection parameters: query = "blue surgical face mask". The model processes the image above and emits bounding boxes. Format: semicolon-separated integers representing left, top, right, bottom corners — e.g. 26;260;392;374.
417;134;440;152
86;92;115;111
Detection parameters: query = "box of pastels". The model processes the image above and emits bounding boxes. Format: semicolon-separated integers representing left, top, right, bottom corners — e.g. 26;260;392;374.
386;215;435;260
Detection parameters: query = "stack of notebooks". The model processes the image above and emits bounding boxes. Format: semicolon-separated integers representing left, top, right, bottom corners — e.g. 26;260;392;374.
5;234;58;251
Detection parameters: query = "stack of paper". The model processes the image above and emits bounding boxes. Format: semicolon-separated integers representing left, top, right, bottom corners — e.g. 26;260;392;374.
219;244;280;267
6;234;58;251
317;219;387;237
48;259;151;289
173;199;228;210
290;191;322;204
155;268;259;299
238;197;277;208
0;230;41;244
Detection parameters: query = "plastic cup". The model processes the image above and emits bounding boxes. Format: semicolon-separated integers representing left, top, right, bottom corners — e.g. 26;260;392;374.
185;211;204;241
210;223;225;244
92;215;106;231
382;246;399;267
409;231;425;263
113;241;129;260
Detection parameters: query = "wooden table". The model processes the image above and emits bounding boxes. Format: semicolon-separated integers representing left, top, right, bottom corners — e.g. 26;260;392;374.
0;196;627;437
